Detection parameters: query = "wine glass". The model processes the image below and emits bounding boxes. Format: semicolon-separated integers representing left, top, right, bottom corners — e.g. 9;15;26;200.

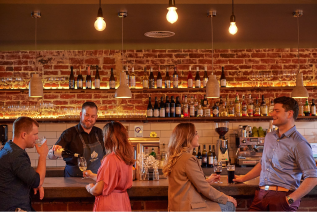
78;157;87;179
213;162;223;183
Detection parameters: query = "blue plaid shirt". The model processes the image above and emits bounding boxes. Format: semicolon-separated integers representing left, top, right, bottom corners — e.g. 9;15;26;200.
259;125;317;191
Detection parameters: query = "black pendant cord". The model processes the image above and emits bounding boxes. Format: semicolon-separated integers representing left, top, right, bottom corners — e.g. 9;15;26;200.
99;0;101;9
297;16;300;74
211;15;214;75
35;17;38;73
232;0;234;15
122;15;124;61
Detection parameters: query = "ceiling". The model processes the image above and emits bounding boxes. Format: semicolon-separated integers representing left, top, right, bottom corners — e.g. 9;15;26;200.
0;0;317;51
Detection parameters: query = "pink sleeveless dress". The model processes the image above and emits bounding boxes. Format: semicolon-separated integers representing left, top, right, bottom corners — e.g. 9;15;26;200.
93;152;133;212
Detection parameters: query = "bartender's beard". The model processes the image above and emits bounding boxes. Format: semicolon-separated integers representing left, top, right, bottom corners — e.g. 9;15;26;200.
80;118;96;130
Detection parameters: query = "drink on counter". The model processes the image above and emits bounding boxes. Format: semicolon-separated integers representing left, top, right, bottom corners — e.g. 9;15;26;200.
227;164;235;184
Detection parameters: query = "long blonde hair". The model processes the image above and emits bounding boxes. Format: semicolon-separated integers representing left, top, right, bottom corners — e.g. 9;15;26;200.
163;123;196;176
103;121;135;166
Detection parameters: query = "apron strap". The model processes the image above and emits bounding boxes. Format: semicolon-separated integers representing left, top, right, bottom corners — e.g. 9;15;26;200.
75;125;86;149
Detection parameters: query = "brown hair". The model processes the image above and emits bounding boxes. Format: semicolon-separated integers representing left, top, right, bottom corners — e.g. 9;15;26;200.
82;102;98;112
103;121;135;166
274;96;299;120
13;117;39;138
163;123;195;177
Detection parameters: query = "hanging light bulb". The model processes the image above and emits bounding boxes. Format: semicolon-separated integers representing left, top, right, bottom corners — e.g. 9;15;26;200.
229;0;238;35
166;0;178;24
94;0;106;31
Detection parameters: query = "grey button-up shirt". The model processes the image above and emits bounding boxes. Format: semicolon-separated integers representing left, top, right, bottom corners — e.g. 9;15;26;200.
259;125;317;191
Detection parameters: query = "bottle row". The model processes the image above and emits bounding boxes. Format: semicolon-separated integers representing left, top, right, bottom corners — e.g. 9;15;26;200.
193;144;218;168
68;65;227;89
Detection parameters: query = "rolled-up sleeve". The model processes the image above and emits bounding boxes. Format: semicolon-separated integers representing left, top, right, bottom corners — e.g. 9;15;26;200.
295;141;317;179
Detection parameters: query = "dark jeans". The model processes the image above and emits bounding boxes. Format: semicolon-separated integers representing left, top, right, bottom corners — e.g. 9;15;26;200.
249;189;301;212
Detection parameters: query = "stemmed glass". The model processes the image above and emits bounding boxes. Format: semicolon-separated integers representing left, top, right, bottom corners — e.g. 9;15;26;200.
78;157;87;179
213;161;223;183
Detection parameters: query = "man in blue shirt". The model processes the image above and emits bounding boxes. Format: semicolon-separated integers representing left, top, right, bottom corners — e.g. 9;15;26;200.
234;96;317;211
0;117;48;211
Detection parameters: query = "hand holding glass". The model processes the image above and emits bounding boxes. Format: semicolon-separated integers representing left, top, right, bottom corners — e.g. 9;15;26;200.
35;136;46;147
213;163;223;183
78;157;87;179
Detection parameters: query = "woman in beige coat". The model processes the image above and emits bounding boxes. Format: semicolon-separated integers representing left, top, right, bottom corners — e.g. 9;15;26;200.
163;123;237;212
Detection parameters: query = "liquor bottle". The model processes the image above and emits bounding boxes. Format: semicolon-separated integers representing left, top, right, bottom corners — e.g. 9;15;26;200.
247;94;254;117
183;95;189;117
69;66;75;89
187;66;193;88
254;98;261;117
170;96;176;117
212;101;219;117
197;145;202;167
147;96;153;118
165;96;170;117
149;147;156;158
130;67;136;89
242;95;248;117
165;67;171;89
154;97;159;118
109;68;116;89
202;145;208;167
195;67;201;88
260;95;268;116
176;96;182;117
194;95;199;117
160;97;166;118
192;148;197;158
197;104;203;117
220;66;226;87
212;145;216;165
173;67;178;88
86;66;92;89
125;66;129;86
220;97;228;117
143;67;149;89
207;145;213;168
304;99;310;116
269;99;274;116
298;100;304;117
54;148;80;158
157;67;162;89
311;99;316;116
225;100;233;117
77;66;83;89
149;67;155;89
235;93;241;117
95;65;100;89
203;66;208;88
189;96;195;117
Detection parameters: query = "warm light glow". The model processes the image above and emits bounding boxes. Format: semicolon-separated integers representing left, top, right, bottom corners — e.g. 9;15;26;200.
94;17;106;31
166;7;178;24
229;22;238;35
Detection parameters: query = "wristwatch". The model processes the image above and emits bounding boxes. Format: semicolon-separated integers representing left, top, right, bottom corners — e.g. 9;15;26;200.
286;196;294;205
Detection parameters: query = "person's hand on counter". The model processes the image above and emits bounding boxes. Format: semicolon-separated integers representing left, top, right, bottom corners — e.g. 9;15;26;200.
206;174;221;184
233;174;245;183
33;186;44;200
85;183;95;195
227;195;237;207
83;170;97;181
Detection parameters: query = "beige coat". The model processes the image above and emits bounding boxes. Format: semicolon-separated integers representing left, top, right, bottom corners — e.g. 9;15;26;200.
168;152;228;211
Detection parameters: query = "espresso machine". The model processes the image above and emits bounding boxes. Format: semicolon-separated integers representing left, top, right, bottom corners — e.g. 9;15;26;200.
215;121;229;167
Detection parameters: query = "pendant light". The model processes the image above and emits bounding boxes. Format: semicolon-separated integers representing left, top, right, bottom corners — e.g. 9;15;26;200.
229;0;238;35
291;10;308;99
29;11;43;98
115;11;132;99
94;0;106;31
206;11;220;98
166;0;178;24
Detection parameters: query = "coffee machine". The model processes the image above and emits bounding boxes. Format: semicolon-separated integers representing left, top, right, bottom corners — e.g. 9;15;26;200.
215;121;229;167
0;125;8;147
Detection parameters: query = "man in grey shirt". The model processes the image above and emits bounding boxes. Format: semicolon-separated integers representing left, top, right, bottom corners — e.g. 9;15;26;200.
234;96;317;211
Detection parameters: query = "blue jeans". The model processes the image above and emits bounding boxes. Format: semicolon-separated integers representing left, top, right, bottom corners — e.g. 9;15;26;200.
219;202;236;212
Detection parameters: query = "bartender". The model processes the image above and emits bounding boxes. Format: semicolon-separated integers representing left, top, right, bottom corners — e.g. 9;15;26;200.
48;102;105;177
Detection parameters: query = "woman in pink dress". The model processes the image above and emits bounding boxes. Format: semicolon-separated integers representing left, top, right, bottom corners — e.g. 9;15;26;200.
84;121;135;211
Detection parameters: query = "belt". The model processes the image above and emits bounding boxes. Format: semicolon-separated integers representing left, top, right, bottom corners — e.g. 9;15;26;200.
260;185;289;192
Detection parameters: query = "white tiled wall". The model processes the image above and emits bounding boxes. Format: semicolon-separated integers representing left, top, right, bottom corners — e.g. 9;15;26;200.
3;120;317;167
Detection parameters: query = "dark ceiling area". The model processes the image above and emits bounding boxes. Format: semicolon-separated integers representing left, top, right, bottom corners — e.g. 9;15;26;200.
0;0;317;51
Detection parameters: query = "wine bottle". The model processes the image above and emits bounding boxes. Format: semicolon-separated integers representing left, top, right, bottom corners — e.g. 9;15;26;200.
95;65;100;89
197;104;203;117
165;96;170;117
235;93;241;117
192;148;197;158
109;68;116;89
143;67;149;89
247;94;254;117
311;99;316;116
220;67;226;87
189;96;195;117
149;67;155;89
173;67;178;88
130;67;136;89
125;66;129;86
212;101;219;117
202;145;208;167
260;95;268;116
149;147;156;158
165;67;171;89
86;66;92;89
77;67;83;89
197;145;202;167
157;67;162;89
207;145;213;168
269;99;274;116
160;97;165;117
154;97;159;118
304;99;310;116
183;95;189;117
54;148;80;158
176;96;182;117
254;98;261;117
170;96;176;117
187;66;193;88
147;96;153;118
195;67;201;88
69;66;75;89
203;66;208;88
242;95;248;117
